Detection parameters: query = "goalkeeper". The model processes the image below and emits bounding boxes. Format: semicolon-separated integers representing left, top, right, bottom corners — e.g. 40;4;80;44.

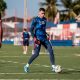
24;8;58;72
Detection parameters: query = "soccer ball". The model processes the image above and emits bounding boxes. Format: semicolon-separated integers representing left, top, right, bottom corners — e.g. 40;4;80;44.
55;65;62;73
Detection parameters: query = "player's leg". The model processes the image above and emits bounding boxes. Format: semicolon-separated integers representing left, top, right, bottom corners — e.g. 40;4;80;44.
28;44;41;64
42;40;56;71
25;40;29;53
23;40;26;54
25;46;28;53
24;43;41;72
42;40;55;65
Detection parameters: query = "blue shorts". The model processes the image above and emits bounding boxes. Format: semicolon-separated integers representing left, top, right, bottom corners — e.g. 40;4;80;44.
23;40;29;46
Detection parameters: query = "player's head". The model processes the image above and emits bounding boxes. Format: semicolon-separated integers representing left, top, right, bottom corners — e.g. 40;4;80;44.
23;27;27;31
38;8;45;18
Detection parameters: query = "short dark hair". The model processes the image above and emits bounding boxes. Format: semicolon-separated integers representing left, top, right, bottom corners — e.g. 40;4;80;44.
39;8;45;12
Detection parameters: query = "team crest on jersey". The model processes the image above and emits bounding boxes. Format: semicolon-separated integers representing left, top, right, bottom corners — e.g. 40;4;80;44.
39;21;45;25
42;21;45;24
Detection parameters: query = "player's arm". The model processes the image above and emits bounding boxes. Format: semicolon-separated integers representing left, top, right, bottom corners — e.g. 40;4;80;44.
30;18;40;44
30;18;36;38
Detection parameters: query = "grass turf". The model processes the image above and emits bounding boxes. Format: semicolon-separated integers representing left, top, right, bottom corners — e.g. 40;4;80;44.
0;44;80;79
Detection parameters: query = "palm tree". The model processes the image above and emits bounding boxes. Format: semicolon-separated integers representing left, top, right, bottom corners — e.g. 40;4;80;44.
73;0;80;15
61;0;80;20
0;0;7;48
40;0;58;21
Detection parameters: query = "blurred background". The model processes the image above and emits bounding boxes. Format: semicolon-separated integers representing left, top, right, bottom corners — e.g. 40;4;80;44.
0;0;80;46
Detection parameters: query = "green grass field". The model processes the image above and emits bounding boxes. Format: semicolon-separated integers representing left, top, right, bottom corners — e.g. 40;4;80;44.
0;44;80;80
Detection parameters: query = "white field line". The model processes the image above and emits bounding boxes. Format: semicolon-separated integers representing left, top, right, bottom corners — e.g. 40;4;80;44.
0;79;62;80
0;60;50;68
0;59;80;71
0;55;77;58
0;56;27;57
0;60;80;75
34;64;50;67
74;54;80;57
0;70;80;75
0;72;56;75
0;60;25;64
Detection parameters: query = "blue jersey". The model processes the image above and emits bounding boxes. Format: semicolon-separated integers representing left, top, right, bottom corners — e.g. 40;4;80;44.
23;32;29;40
30;16;47;41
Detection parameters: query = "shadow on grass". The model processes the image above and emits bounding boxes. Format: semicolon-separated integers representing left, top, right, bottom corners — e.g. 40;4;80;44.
61;68;80;74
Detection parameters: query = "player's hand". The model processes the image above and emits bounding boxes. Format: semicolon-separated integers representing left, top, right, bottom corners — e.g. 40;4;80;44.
47;35;50;40
47;37;50;40
34;37;40;44
34;37;37;42
46;33;50;40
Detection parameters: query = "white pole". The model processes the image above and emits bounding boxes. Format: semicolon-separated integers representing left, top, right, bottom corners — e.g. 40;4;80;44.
23;0;27;28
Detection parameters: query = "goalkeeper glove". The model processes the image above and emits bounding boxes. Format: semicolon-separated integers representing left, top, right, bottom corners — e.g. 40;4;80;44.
34;37;40;44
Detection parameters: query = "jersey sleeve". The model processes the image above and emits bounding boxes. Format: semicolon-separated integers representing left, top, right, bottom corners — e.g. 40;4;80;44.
30;18;37;38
